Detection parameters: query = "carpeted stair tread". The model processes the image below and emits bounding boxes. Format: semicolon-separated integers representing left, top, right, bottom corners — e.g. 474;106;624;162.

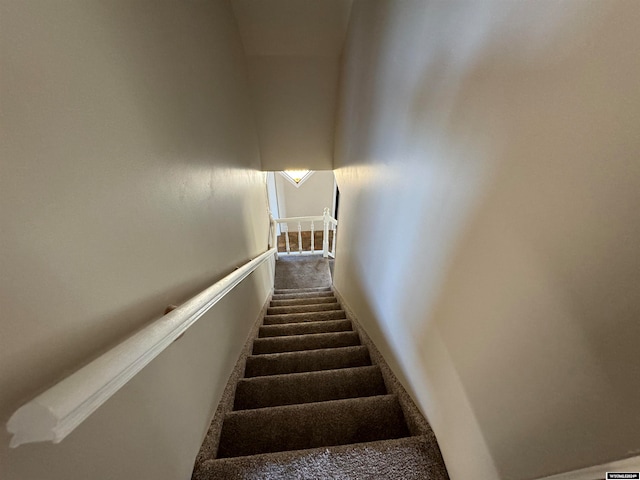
244;346;371;377
274;287;332;294
272;291;335;300
234;365;387;410
217;395;409;458
192;256;450;479
259;319;352;338
252;331;361;355
263;310;346;325
194;435;448;480
267;302;341;315
270;296;338;307
273;255;332;290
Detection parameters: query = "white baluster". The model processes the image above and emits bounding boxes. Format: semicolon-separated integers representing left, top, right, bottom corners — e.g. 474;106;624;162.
310;221;315;253
331;223;337;257
284;223;290;254
269;214;278;260
322;208;330;258
268;214;274;246
297;221;302;253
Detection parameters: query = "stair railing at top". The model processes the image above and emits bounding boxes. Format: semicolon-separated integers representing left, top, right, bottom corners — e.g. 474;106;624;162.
6;241;277;448
272;208;337;259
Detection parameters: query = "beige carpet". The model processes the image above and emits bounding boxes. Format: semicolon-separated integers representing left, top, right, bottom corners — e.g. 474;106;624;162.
198;436;447;479
192;258;449;479
274;255;332;289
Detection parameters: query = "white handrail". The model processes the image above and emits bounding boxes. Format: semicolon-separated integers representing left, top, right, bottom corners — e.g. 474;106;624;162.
6;247;277;448
274;215;324;223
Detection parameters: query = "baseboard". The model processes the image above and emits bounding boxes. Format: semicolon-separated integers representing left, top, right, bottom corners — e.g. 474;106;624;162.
536;456;640;480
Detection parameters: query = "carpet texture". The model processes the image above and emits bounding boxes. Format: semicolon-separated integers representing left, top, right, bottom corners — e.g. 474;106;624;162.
192;256;450;479
244;346;372;377
233;365;386;410
258;318;352;337
217;395;409;458
274;255;332;289
197;437;446;480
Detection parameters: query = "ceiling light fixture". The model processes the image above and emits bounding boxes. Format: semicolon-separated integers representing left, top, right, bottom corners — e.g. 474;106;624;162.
280;170;313;188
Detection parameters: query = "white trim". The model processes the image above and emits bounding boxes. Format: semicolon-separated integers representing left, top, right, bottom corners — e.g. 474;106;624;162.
266;172;281;235
331;175;337;219
537;456;640;480
274;216;336;225
6;248;277;448
279;170;314;188
275;215;324;223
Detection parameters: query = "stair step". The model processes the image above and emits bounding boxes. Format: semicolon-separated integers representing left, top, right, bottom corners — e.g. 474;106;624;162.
264;310;346;325
267;302;341;315
270;296;337;307
252;331;360;355
272;291;335;300
274;287;332;294
217;395;409;458
259;319;352;338
234;365;387;410
195;436;444;480
244;346;371;377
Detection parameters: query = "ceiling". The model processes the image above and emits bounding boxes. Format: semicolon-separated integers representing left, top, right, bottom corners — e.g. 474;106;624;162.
231;0;352;57
230;0;353;171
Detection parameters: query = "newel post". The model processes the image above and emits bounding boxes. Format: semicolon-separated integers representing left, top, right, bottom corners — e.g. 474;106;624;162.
322;208;330;258
310;221;315;253
268;213;274;248
269;213;278;260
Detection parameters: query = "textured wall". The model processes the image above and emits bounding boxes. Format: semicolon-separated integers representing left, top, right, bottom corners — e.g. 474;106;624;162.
333;1;640;479
0;1;273;479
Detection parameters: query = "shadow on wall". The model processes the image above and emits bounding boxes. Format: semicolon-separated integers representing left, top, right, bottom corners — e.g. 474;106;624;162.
0;1;272;478
96;2;259;163
0;274;273;480
1;186;270;438
334;1;640;479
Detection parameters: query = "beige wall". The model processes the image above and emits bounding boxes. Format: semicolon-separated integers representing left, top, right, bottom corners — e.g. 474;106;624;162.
275;171;335;219
246;57;339;171
333;1;640;479
0;1;273;479
232;0;353;171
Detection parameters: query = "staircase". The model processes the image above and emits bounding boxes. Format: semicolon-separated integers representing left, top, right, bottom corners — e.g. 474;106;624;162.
193;265;449;479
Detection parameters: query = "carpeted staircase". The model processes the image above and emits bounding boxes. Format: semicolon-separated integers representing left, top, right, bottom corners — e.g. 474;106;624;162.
193;260;449;479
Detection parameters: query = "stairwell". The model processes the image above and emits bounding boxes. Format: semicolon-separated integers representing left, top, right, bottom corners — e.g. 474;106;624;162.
193;257;449;479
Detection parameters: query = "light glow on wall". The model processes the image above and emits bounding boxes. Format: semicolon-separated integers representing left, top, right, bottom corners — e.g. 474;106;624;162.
280;170;314;188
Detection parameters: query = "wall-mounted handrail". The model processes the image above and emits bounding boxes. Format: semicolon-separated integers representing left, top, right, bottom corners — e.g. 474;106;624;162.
274;209;337;258
6;247;277;448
